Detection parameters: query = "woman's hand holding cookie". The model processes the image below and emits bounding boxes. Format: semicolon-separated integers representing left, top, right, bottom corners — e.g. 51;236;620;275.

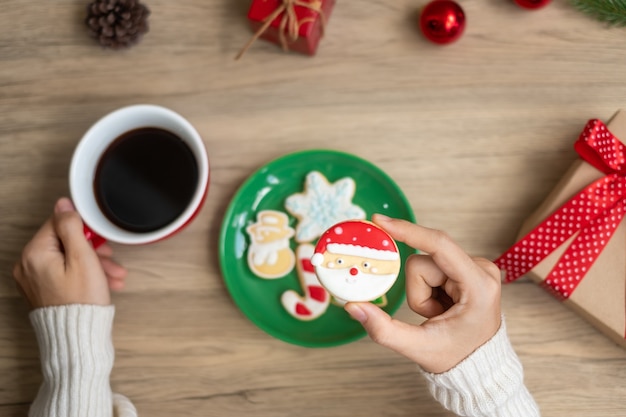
344;214;502;374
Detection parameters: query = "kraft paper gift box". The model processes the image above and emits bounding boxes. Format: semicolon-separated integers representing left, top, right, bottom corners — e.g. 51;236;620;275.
237;0;335;58
496;110;626;349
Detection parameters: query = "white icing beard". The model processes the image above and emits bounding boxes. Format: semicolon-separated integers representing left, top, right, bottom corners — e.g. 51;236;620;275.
315;265;397;302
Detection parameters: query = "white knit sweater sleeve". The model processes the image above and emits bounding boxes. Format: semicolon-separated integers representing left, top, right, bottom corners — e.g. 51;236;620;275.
421;319;540;417
29;305;137;417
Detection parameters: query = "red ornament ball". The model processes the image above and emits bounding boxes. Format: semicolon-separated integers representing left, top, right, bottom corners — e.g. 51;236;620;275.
513;0;551;9
419;0;466;45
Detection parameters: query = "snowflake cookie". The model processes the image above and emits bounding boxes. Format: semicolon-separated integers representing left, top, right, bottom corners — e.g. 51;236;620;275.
285;171;366;243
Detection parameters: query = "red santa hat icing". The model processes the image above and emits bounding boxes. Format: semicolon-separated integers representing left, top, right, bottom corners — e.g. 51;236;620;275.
311;220;399;266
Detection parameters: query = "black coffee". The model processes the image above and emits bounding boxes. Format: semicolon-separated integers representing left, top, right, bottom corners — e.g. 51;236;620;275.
94;127;199;233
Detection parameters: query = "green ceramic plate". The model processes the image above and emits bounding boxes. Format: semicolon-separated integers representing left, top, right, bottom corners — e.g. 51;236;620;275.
219;149;416;347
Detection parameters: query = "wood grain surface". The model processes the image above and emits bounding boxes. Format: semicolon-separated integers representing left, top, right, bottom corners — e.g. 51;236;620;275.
1;0;626;415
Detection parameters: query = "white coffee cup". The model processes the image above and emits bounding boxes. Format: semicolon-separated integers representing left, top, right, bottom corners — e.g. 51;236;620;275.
69;104;210;246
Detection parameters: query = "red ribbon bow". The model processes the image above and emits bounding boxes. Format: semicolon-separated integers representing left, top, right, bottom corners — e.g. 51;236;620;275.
495;119;626;299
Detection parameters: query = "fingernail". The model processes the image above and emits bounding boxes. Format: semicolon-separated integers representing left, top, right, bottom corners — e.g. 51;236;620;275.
373;213;391;222
345;303;367;323
55;198;75;213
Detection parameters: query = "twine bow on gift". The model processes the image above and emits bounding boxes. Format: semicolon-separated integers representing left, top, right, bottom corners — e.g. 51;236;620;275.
235;0;326;60
495;120;626;300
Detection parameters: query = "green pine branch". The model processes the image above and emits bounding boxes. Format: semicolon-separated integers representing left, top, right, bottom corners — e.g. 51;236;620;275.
570;0;626;26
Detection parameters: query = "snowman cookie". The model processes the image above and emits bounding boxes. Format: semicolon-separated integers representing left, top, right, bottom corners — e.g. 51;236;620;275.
311;220;401;303
246;210;296;279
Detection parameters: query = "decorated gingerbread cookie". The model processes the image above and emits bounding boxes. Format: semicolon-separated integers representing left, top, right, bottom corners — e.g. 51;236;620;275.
246;210;296;279
311;220;401;303
285;171;366;243
281;244;331;321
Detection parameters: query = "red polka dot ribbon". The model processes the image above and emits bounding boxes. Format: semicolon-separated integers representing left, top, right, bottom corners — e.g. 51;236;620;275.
495;119;626;300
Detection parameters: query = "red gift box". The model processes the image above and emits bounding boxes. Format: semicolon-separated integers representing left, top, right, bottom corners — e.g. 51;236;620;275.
237;0;335;58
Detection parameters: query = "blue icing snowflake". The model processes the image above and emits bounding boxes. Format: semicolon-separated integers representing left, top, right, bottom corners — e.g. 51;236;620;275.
285;171;366;243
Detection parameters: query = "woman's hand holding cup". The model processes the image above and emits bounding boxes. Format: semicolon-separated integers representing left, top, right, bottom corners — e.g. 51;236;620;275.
13;198;127;309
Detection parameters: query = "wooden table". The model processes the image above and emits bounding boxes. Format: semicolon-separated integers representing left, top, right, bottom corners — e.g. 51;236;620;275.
1;0;626;415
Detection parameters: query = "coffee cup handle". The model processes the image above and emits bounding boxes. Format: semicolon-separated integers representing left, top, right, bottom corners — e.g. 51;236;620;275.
83;224;107;249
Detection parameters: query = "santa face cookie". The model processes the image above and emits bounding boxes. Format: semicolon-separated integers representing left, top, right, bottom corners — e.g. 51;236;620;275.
311;220;401;303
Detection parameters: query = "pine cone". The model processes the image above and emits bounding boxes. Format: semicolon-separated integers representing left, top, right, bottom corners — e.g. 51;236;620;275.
86;0;150;49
